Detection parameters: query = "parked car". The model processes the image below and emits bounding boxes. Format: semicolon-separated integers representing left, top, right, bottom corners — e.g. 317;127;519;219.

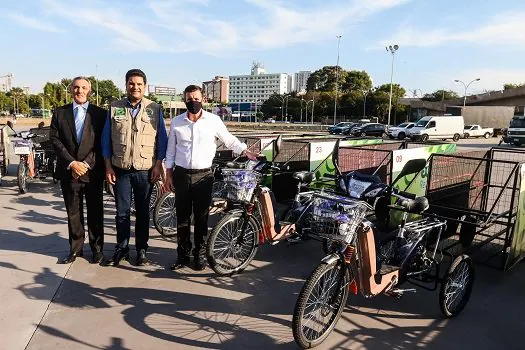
343;121;369;135
408;116;464;142
351;123;387;138
463;124;493;139
328;122;355;135
388;122;415;140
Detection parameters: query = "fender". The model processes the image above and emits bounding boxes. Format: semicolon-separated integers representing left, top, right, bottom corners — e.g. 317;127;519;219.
226;208;264;247
321;253;341;265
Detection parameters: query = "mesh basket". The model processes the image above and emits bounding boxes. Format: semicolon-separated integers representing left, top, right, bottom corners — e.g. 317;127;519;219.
219;169;262;203
309;193;370;244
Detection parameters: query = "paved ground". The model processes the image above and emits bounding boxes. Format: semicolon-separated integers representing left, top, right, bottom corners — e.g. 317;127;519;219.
1;135;525;349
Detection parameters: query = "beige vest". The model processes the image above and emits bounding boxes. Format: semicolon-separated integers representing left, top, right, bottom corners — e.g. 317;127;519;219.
110;97;159;170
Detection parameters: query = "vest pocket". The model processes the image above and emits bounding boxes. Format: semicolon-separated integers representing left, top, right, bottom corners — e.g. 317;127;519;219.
140;145;155;158
141;115;156;135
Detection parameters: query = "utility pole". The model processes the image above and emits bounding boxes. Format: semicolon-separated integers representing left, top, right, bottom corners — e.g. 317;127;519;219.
386;44;399;126
334;35;342;126
23;86;30;115
95;64;99;105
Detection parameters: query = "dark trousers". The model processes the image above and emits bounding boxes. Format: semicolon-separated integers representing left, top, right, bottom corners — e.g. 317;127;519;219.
60;180;104;254
173;166;214;258
114;167;152;251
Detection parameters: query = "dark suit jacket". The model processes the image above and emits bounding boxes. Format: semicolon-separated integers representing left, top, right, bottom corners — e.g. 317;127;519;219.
49;103;107;182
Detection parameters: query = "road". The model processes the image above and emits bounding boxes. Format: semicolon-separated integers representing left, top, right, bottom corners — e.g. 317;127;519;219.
1;133;524;349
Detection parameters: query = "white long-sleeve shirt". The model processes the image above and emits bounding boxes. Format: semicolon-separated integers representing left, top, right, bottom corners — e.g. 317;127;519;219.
165;110;247;169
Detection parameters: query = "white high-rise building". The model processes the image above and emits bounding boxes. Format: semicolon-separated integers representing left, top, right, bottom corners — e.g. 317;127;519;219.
228;62;291;104
294;71;311;93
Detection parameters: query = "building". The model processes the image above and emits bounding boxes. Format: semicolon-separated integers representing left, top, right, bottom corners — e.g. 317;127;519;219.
228;62;291;105
294;71;311;93
400;86;525;121
287;74;294;94
147;86;186;118
202;76;229;104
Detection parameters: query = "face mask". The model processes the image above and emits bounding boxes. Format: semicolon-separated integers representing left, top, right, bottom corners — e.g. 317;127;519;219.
185;100;202;114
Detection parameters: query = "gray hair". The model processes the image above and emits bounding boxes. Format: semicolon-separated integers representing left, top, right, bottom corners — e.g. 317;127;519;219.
70;76;92;92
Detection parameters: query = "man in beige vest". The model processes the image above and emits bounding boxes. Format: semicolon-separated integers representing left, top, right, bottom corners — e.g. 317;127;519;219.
101;69;168;266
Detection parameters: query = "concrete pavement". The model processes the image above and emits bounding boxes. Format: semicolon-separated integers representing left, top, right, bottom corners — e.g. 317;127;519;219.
1;140;525;349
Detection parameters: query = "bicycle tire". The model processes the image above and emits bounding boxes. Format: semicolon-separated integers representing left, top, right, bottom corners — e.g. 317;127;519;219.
153;191;177;238
292;260;350;348
439;254;475;318
206;211;259;276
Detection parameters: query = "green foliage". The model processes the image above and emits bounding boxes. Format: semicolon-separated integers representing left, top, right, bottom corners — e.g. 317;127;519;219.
421;89;459;101
504;83;525;90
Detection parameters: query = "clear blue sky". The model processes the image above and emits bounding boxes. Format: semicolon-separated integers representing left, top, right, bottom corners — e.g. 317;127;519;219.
2;0;525;97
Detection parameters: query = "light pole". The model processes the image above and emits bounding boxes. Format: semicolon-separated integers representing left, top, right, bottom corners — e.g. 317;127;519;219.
334;35;342;125
23;86;30;115
454;78;481;107
95;64;99;105
60;82;70;104
305;100;313;124
386;44;399;126
359;89;372;117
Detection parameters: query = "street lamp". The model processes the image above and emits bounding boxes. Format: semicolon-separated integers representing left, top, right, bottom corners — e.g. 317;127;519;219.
23;86;30;115
334;35;342;126
359;89;372;117
454;78;481;107
60;82;70;104
386;44;399;126
305;100;314;125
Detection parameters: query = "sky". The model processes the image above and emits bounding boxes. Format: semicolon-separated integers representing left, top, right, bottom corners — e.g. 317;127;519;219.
1;0;525;97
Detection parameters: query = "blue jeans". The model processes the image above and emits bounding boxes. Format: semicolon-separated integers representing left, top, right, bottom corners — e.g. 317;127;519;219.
114;167;152;251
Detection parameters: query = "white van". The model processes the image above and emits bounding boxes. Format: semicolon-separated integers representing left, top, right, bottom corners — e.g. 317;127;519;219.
408;116;464;142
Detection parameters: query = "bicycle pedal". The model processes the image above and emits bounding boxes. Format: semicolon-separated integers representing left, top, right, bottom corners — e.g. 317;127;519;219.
270;241;280;246
391;288;416;294
286;237;303;244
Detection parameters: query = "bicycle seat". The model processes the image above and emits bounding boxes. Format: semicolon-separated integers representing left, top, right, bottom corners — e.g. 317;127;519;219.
344;172;382;183
225;162;245;169
293;171;315;184
399;196;429;214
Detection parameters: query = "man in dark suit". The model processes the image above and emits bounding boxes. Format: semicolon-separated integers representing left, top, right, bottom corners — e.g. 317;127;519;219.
50;76;107;264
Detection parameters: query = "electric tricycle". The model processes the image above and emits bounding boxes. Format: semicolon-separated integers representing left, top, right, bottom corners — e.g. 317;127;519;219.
292;159;475;349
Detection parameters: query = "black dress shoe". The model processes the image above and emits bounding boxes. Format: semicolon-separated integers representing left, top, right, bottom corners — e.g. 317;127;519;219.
105;247;130;266
59;251;83;264
136;249;149;266
170;257;190;270
91;252;104;264
194;258;206;271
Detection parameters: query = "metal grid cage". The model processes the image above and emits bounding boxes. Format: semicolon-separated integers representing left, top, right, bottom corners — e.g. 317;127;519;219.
309;193;370;244
217;169;262;203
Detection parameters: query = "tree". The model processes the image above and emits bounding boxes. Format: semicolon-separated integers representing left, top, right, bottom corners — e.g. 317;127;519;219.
306;66;347;92
504;83;525;90
370;84;407;124
341;70;373;92
421;89;459;101
86;77;122;105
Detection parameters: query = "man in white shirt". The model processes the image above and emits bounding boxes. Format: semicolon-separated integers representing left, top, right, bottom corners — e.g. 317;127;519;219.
165;85;258;270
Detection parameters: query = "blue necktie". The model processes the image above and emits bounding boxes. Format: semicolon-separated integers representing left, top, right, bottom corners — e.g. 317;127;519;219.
74;106;86;143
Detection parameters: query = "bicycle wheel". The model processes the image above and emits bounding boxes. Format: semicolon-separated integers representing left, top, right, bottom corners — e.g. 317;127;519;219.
206;211;259;276
18;161;28;194
292;260;350;349
439;254;475;318
153;191;177;238
149;181;161;213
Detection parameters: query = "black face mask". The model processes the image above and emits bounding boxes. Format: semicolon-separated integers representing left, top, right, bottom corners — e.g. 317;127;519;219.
185;100;202;114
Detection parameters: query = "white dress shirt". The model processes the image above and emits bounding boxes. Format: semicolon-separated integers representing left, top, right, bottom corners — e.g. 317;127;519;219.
68;101;90;170
165;110;247;169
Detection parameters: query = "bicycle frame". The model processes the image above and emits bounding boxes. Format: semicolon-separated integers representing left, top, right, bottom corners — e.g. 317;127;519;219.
256;187;314;243
330;215;447;298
